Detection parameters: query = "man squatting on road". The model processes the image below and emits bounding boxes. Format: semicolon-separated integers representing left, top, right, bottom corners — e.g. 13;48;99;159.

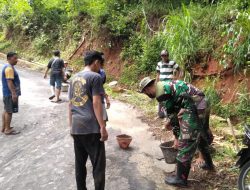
68;51;108;190
139;77;214;187
1;52;21;135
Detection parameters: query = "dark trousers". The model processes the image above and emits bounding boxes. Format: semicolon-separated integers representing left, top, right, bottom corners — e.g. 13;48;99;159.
73;134;106;190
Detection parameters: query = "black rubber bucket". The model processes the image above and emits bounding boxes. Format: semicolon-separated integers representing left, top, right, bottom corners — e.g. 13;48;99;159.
160;141;178;164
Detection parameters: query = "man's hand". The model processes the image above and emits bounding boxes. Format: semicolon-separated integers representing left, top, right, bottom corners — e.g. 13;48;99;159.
165;121;172;131
177;108;186;119
100;127;108;142
172;138;179;149
12;94;18;103
104;94;111;109
106;101;111;109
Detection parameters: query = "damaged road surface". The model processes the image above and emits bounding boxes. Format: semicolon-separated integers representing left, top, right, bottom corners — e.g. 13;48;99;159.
0;63;175;190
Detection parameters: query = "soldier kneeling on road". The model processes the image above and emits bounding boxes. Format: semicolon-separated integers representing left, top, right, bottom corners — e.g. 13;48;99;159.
139;77;214;188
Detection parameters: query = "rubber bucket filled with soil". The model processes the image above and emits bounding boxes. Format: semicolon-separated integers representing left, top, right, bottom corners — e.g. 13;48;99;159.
160;141;178;164
116;134;132;149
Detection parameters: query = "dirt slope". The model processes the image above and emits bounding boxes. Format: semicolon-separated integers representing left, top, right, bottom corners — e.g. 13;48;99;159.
69;36;250;103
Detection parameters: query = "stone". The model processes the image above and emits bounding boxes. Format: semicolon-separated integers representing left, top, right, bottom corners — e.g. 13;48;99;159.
108;81;118;87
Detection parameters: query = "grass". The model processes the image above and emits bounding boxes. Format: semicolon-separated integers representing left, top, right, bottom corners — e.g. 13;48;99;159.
105;85;157;117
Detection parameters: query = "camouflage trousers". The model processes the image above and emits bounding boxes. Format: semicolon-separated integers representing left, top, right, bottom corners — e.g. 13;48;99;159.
176;109;200;163
176;103;213;164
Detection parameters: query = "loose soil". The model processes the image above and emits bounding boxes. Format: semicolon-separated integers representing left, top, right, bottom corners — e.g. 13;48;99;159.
192;58;250;103
68;33;123;79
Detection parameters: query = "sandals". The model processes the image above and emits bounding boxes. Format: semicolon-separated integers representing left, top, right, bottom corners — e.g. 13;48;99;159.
1;127;13;133
49;95;56;100
5;129;20;135
51;99;62;103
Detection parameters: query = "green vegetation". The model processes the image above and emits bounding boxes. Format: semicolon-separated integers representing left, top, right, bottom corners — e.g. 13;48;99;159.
0;0;248;116
201;77;250;121
0;0;249;67
121;0;250;76
0;1;249;186
105;85;157;117
0;0;248;119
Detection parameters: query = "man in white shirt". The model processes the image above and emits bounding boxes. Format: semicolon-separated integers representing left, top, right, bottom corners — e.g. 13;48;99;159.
156;50;182;118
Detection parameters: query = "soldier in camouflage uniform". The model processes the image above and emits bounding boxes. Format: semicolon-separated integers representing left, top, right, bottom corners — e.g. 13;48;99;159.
139;77;214;188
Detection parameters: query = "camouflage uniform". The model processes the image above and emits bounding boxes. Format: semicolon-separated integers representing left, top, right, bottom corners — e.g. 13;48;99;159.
156;80;213;164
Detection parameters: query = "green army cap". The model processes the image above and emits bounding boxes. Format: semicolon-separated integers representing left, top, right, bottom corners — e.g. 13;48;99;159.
139;77;155;93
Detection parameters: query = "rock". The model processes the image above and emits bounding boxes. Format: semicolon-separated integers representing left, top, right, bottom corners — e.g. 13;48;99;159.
121;94;132;97
112;87;125;93
108;81;118;87
211;115;227;122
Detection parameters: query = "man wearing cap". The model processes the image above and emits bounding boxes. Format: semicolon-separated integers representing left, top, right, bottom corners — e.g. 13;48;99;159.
156;50;181;118
139;77;214;187
68;51;108;190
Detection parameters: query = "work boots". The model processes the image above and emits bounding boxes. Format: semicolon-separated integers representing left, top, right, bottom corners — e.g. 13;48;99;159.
200;151;215;171
165;161;190;187
199;143;215;171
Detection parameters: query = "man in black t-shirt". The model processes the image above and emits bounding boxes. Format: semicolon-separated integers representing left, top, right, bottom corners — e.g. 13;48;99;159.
44;50;65;102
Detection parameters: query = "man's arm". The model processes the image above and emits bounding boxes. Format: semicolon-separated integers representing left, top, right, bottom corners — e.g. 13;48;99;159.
44;60;52;79
173;63;183;79
156;62;160;82
7;80;17;102
68;102;72;128
93;95;108;141
176;68;183;79
104;93;110;109
44;68;50;79
156;72;160;82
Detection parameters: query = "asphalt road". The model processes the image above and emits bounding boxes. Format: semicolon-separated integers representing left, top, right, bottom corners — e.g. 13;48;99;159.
0;61;175;190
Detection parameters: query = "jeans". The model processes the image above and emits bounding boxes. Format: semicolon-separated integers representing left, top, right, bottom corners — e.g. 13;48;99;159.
73;134;106;190
50;73;62;89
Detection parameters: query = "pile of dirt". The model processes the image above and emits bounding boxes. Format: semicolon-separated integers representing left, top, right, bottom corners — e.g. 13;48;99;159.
192;58;224;77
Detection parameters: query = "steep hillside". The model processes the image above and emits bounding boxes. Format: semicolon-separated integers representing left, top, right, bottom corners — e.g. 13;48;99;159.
0;1;250;189
0;0;249;120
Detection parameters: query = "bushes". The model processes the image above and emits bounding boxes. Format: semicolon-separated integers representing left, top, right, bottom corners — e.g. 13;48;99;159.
236;86;250;118
160;5;199;68
121;34;144;61
202;78;221;107
33;33;52;55
0;0;83;56
119;64;140;86
140;36;165;72
202;79;250;119
219;3;250;71
122;4;217;75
